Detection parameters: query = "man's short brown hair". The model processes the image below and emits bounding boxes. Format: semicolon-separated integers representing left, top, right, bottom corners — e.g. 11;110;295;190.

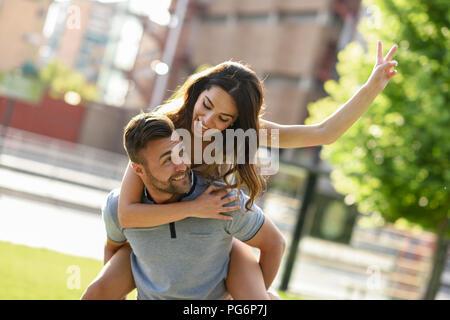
123;113;175;164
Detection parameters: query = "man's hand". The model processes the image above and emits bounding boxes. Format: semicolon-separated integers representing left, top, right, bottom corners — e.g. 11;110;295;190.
366;40;398;93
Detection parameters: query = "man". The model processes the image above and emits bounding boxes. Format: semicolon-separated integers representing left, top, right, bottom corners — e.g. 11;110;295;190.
90;113;285;299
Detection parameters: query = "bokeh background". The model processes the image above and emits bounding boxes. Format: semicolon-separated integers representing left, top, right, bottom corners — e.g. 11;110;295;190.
0;0;448;300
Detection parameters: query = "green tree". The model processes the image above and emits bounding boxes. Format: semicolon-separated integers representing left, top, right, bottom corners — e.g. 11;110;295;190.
39;60;98;103
306;0;449;299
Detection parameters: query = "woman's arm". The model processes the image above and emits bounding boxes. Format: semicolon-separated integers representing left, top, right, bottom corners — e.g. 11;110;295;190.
117;164;239;228
259;119;327;148
118;164;187;228
260;41;398;149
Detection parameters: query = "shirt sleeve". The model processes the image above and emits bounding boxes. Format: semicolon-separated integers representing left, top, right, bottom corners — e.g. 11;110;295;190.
224;189;265;242
102;190;127;243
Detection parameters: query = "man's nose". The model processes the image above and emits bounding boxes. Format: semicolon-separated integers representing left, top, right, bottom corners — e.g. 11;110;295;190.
174;160;187;172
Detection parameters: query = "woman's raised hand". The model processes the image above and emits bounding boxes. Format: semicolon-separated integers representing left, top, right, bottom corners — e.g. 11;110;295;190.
366;40;398;93
188;185;241;220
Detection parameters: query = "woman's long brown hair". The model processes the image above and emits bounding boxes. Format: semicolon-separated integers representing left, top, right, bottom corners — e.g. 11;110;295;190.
155;61;266;211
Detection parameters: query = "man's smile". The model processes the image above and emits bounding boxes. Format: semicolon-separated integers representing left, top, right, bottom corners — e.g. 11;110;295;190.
171;172;188;181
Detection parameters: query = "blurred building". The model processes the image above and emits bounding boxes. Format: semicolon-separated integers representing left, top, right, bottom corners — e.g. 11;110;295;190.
0;0;363;151
0;0;52;71
1;0;363;145
44;0;115;82
42;0;158;107
124;6;170;109
163;0;361;126
0;0;172;152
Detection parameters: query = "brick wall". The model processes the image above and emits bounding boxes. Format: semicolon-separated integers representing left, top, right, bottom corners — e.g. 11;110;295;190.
0;92;84;142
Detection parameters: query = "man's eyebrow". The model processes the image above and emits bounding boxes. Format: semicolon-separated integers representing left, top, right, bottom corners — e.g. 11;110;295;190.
205;95;234;118
159;150;171;160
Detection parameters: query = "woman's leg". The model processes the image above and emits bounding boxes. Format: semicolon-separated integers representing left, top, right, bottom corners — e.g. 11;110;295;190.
81;244;136;300
226;238;280;300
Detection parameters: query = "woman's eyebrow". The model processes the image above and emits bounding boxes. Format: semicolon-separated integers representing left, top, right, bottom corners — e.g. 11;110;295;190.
205;95;234;118
205;95;215;107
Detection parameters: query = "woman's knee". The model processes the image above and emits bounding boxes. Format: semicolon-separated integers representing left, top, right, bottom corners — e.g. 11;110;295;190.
81;245;134;300
81;279;110;300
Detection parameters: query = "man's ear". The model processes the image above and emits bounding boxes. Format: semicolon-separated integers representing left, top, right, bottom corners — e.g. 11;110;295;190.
130;162;144;177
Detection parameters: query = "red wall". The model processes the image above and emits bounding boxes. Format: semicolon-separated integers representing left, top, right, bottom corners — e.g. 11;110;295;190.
0;92;85;142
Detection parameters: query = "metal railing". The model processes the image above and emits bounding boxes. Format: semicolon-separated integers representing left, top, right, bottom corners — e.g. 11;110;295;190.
0;126;129;191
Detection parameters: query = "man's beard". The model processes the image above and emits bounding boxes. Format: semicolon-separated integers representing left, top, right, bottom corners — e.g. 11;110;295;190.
143;166;192;196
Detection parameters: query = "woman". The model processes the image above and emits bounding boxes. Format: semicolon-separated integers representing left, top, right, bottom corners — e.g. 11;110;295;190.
83;41;398;300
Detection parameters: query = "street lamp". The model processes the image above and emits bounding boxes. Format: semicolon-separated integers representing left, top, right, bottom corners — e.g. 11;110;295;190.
148;0;189;110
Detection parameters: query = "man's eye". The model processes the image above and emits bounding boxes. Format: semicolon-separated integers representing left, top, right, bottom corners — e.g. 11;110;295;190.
219;117;229;122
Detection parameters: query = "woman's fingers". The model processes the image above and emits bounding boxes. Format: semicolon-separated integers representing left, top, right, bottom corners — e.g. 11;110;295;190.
388;70;398;79
383;60;398;71
377;40;383;65
222;194;240;205
384;44;398;61
216;188;231;198
203;185;242;216
376;41;398;65
206;184;220;194
216;213;233;221
220;205;241;213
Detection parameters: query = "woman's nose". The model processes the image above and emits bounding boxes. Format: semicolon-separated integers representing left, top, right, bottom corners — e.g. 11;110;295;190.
203;111;215;127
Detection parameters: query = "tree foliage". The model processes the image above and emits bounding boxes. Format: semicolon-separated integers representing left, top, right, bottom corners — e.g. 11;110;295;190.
39;60;98;102
306;0;449;234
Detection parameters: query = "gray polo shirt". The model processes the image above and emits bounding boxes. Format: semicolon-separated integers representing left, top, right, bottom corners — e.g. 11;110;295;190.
102;173;265;300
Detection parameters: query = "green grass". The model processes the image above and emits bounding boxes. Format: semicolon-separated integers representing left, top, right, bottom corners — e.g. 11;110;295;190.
278;291;304;300
0;241;302;300
0;241;138;300
0;241;105;299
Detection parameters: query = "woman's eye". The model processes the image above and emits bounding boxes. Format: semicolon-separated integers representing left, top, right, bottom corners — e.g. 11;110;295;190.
203;102;212;110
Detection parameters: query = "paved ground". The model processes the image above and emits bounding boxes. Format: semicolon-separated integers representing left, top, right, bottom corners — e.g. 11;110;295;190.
0;194;106;260
0;140;121;260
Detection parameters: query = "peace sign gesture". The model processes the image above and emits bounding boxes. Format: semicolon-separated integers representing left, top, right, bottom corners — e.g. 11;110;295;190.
367;40;398;93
